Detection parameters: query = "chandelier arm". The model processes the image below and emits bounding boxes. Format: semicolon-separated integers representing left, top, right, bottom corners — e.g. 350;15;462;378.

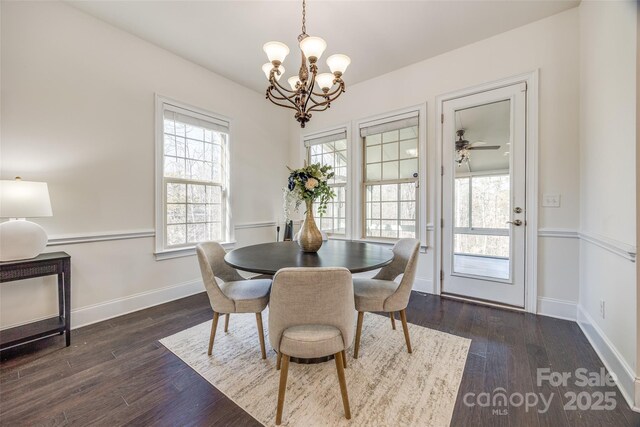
302;75;318;112
266;90;300;111
306;103;331;113
267;86;298;102
270;76;300;95
310;83;345;98
270;81;303;110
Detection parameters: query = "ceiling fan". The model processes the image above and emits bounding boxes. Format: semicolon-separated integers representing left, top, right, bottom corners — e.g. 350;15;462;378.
455;129;501;152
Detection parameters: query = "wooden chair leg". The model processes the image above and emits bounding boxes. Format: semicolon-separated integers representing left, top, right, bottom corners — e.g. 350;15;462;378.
256;312;267;359
208;312;220;356
276;351;282;370
354;311;364;359
334;351;351;420
399;309;412;354
276;354;290;425
389;312;396;330
341;350;347;368
224;313;230;332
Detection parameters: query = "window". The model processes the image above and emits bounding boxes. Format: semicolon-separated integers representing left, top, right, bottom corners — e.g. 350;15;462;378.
361;115;419;239
157;99;230;253
306;130;348;236
454;174;510;257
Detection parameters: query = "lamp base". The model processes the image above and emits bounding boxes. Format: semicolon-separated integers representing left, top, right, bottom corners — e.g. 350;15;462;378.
0;220;49;262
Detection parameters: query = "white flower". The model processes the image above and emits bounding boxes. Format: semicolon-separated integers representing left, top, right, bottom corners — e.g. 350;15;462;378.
305;178;319;190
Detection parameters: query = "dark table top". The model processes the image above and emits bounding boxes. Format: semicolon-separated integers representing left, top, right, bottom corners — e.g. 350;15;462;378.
224;241;394;275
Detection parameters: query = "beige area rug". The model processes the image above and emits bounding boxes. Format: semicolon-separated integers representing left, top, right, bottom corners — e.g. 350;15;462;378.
160;310;471;426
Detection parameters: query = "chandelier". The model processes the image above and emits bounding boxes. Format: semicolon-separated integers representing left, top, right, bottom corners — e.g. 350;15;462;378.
261;0;351;128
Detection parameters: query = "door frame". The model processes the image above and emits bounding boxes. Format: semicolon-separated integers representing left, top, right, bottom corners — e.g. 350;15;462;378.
434;70;539;314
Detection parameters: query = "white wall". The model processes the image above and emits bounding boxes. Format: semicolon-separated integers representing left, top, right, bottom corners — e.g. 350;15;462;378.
577;0;638;409
0;1;289;329
290;8;581;308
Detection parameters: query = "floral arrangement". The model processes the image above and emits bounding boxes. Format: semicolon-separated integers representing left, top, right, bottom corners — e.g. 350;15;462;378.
283;163;335;220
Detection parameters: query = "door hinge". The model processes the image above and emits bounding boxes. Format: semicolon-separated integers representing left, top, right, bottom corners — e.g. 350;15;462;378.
522;82;528;92
440;218;444;228
441;165;444;176
441;113;444;124
440;270;444;281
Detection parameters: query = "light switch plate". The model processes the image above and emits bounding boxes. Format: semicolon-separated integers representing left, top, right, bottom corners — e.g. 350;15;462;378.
542;193;561;207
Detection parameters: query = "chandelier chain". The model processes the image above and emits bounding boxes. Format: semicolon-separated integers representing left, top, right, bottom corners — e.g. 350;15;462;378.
301;0;306;35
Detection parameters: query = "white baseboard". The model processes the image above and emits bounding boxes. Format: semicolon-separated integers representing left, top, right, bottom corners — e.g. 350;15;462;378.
71;279;205;329
536;297;577;321
577;304;639;412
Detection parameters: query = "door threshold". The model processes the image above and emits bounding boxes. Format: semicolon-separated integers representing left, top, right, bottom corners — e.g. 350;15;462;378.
440;293;525;313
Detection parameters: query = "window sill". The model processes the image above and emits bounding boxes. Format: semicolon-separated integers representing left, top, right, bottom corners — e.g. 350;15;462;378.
155;241;237;261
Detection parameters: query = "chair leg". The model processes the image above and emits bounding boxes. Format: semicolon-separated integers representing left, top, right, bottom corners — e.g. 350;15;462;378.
334;351;351;420
276;351;282;370
276;354;290;425
208;312;220;356
399;309;413;354
341;350;347;368
390;312;396;330
354;311;364;359
224;313;230;332
256;312;267;359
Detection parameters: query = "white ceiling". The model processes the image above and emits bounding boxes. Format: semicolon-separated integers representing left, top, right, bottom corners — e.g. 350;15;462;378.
66;0;579;93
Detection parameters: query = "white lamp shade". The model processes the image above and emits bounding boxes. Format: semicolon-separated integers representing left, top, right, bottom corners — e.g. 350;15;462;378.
0;180;52;218
316;73;335;90
299;36;327;61
327;54;351;74
263;41;290;63
288;76;302;91
263;63;284;81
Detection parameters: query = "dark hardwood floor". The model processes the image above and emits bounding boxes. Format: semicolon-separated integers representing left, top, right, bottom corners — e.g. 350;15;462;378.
1;292;638;426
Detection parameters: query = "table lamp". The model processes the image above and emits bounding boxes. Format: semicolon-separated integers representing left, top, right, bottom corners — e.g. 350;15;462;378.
0;177;53;261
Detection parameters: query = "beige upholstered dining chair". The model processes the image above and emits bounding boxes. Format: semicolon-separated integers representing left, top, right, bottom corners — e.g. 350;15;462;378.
352;238;420;359
196;242;272;359
269;267;355;425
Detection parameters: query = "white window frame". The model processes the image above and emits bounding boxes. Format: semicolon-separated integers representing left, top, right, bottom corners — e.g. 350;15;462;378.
352;104;428;248
301;124;353;240
154;95;235;260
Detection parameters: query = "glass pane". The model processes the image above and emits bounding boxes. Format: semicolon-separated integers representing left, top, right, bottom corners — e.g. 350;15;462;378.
163;116;175;134
187;223;207;243
399;183;415;201
365;134;381;146
164;135;176;156
452;99;512;280
188;184;206;203
381;220;397;238
381;184;398;201
370;202;381;219
366;220;381;237
382;142;398;161
399;220;416;238
206;186;221;203
471;175;510;228
366;163;381;181
187;204;206;223
186;124;204;141
382;130;398;143
399;158;418;179
382;161;399;180
164;156;185;178
399;139;418;159
334;139;347;151
381;202;396;219
186;139;205;161
366;145;381;164
167;224;186;246
368;185;381;202
208;222;223;241
166;183;186;203
207;204;222;222
455;178;470;228
400;126;418;140
166;204;186;224
400;202;415;220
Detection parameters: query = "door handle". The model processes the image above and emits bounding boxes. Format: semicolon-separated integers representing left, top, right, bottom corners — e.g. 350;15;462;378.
506;220;523;226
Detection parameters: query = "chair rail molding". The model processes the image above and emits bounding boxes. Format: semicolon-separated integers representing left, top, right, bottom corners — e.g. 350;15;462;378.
578;230;636;262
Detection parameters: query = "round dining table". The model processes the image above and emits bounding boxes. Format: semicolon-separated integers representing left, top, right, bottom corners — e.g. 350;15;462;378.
224;240;394;275
224;240;394;364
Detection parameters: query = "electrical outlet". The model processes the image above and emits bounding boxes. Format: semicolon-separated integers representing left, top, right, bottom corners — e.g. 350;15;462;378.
600;300;605;319
542;193;561;207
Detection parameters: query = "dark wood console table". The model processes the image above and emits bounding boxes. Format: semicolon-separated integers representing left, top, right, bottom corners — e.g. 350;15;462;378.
0;252;71;350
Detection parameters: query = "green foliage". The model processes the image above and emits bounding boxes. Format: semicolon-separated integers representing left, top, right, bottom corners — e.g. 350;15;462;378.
286;163;336;216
